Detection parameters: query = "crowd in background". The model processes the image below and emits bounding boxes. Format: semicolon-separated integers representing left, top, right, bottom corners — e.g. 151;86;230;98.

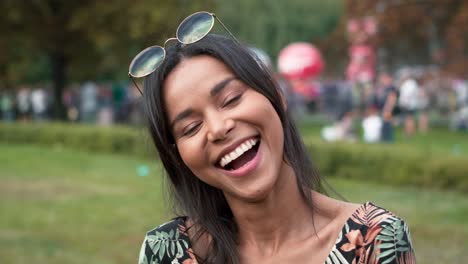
281;66;468;143
1;67;467;143
0;81;144;126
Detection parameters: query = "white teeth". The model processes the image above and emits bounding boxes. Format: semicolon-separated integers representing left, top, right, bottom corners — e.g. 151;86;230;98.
219;138;259;168
241;144;248;152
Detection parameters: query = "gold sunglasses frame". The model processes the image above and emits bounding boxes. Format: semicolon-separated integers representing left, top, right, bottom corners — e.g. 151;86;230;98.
128;11;239;95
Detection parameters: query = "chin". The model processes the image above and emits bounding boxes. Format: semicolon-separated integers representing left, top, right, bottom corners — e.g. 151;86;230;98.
227;179;277;203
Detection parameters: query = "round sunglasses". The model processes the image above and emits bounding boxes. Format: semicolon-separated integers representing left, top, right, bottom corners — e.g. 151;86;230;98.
128;11;238;94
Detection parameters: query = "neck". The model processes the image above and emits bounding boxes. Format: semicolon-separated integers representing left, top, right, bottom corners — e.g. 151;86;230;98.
226;165;316;256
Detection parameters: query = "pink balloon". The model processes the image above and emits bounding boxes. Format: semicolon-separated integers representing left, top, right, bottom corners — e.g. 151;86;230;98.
278;42;324;79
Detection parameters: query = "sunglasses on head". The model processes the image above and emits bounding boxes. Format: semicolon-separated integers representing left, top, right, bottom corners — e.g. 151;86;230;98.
128;11;239;95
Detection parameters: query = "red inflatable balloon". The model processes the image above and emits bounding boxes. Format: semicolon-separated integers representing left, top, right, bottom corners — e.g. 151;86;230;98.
278;42;324;79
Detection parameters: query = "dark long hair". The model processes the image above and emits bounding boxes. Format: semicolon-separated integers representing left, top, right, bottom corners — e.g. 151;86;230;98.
143;34;322;264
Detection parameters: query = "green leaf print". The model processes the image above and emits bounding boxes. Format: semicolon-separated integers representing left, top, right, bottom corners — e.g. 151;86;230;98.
397;239;408;246
404;221;414;245
170;240;176;256
375;218;411;263
381;255;396;264
377;243;396;249
176;241;184;258
397;247;410;252
158;241;166;260
147;234;159;241
152;255;160;264
153;241;161;254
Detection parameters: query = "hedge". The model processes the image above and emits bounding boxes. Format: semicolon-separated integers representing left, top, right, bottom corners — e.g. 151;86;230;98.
1;122;466;192
0;122;156;158
305;139;468;192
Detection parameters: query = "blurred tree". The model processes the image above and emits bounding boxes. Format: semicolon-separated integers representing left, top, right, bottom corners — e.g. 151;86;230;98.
217;0;343;69
341;0;468;76
0;0;213;119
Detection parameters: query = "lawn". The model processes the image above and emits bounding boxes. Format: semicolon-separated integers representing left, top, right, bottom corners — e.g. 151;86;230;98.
0;143;467;263
299;119;468;157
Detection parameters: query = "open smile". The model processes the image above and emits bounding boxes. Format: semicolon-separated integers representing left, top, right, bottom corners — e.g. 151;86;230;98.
216;136;262;177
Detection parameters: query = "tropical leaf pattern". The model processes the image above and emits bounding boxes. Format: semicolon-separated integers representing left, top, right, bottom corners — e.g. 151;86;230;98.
138;202;415;263
333;202;416;264
138;217;198;264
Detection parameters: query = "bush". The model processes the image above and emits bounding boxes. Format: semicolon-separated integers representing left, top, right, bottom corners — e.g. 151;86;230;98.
0;122;156;159
1;122;466;192
305;139;468;192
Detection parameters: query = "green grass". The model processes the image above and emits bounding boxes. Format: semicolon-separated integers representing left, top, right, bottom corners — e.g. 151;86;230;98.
299;120;468;157
1;143;467;263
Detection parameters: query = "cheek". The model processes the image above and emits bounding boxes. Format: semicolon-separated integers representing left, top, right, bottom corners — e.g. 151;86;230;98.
177;140;209;174
270;117;285;153
177;141;221;187
262;104;285;154
256;101;284;140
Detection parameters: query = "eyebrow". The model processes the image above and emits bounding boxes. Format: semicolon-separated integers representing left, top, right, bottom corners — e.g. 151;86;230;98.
170;108;193;131
170;76;237;130
210;76;236;97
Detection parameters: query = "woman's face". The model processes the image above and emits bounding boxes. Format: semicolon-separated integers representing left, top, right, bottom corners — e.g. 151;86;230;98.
163;55;286;202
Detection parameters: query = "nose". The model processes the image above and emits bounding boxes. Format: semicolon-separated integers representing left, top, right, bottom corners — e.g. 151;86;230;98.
206;112;235;143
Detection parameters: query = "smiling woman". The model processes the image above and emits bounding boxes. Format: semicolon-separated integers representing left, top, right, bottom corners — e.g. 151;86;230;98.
132;12;416;264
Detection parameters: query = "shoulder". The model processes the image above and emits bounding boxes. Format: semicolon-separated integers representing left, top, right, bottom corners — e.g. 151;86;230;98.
138;217;198;264
343;202;416;263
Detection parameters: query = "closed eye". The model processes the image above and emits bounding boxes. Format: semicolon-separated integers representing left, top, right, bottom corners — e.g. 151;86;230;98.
222;94;242;108
182;122;202;137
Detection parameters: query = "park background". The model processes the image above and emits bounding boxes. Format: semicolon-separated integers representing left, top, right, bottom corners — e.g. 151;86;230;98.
1;0;467;263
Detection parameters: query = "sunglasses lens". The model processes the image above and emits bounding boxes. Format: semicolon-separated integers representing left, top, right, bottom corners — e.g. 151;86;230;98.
177;12;214;44
129;46;165;78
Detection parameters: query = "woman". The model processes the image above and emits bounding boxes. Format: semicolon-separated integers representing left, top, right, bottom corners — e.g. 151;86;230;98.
134;25;415;264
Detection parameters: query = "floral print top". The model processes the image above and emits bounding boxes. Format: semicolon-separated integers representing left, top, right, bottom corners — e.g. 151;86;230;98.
138;202;416;264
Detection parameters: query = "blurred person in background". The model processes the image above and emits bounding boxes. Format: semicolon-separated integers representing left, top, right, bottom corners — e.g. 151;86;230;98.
131;12;415;263
62;84;80;122
451;106;468;131
80;81;98;123
416;76;430;134
0;89;15;122
319;76;340;119
126;82;144;125
453;78;468;108
398;73;420;136
290;78;320;113
112;81;126;123
373;72;398;142
97;83;113;126
31;86;47;122
451;78;468;131
362;105;382;143
321;80;355;142
432;72;456;117
16;86;32;122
